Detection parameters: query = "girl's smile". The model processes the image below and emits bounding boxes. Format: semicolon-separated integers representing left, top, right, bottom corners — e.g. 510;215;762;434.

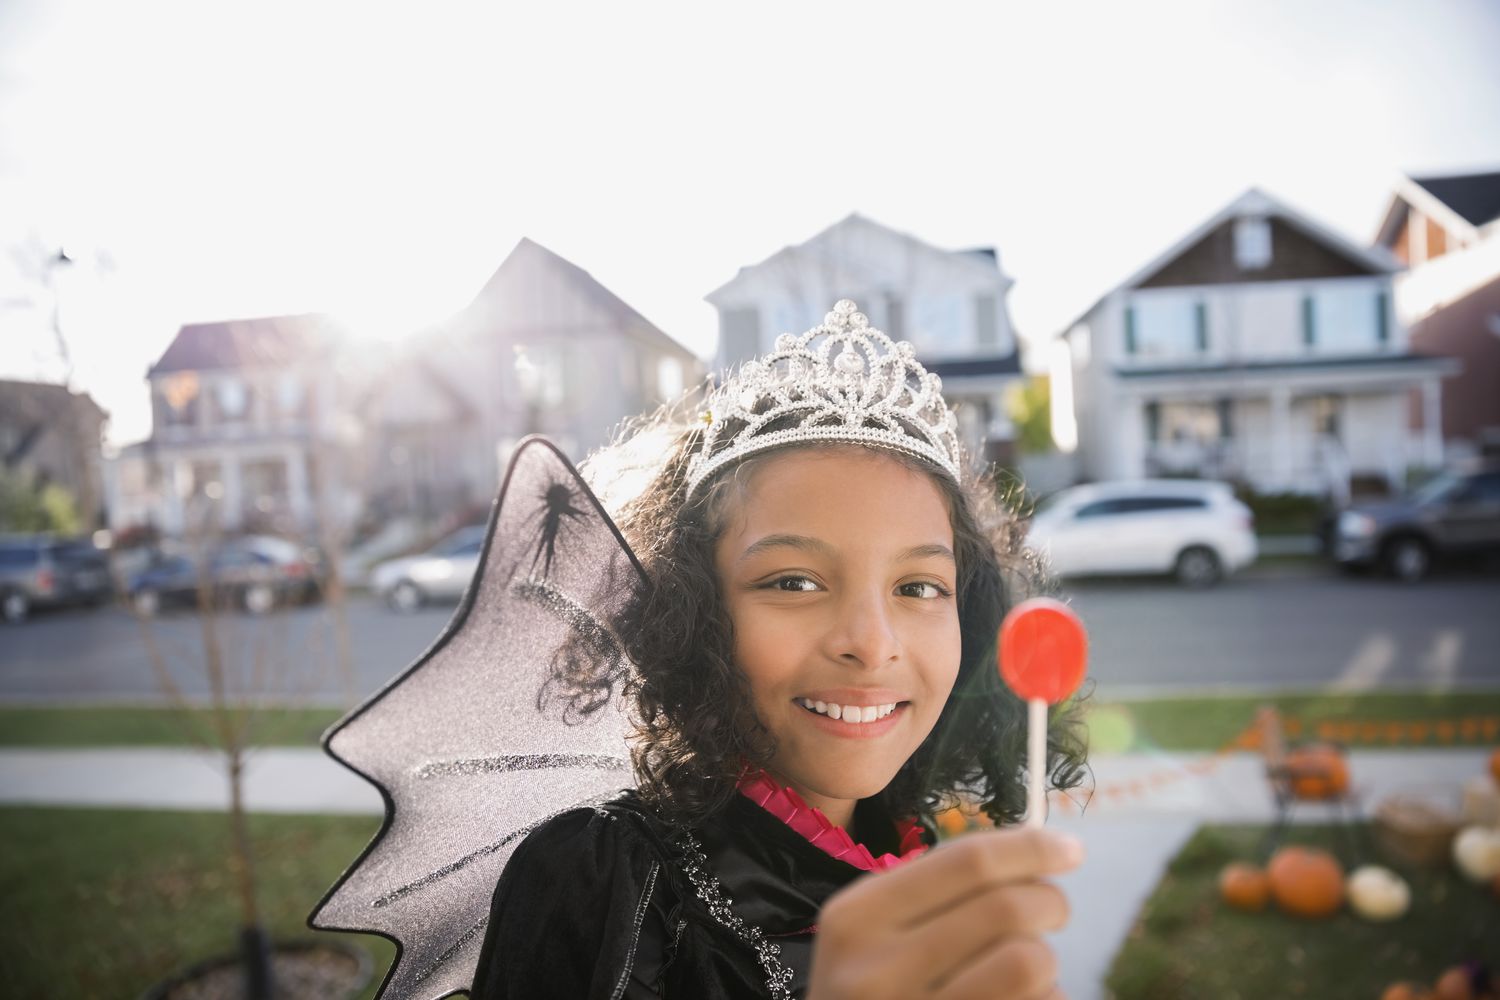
714;446;962;829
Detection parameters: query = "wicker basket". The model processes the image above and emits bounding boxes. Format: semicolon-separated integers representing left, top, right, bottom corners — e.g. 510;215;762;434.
1373;792;1461;867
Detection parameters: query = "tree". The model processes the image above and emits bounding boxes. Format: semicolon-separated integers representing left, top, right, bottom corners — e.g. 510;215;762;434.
1006;375;1054;454
0;468;82;534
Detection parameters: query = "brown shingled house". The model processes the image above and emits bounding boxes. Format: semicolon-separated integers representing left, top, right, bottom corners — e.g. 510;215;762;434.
1376;170;1500;458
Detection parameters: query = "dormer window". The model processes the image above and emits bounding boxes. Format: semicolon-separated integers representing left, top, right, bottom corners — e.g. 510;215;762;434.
1234;216;1272;270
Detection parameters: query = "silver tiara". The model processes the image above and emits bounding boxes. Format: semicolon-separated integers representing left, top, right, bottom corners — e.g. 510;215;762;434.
686;299;962;497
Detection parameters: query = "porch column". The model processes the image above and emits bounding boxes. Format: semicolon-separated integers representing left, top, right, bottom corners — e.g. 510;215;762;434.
1421;377;1444;468
1268;386;1293;491
287;449;312;533
221;456;244;531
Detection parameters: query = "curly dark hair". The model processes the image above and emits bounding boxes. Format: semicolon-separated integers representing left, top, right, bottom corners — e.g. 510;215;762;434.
583;404;1090;829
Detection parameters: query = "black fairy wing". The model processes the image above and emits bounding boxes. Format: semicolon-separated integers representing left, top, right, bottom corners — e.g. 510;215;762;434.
309;437;645;1000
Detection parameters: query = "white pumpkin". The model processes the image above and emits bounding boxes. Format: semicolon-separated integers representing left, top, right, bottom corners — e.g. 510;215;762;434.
1346;865;1410;921
1452;825;1500;882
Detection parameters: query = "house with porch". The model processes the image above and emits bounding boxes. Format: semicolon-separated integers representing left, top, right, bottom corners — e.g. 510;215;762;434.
1053;188;1457;501
137;313;360;537
1374;169;1500;460
705;213;1023;466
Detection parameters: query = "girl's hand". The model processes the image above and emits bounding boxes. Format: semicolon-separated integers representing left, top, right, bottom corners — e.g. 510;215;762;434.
807;827;1083;1000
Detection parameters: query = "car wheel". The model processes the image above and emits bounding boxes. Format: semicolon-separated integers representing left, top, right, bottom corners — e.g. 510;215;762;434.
1175;546;1222;588
132;589;161;617
1383;536;1431;582
243;583;276;615
386;580;423;613
1;590;30;624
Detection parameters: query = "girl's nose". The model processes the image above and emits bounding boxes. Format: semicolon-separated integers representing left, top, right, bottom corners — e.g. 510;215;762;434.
827;589;902;668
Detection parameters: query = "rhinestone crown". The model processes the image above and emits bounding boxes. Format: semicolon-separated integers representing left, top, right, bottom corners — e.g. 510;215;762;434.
685;299;961;497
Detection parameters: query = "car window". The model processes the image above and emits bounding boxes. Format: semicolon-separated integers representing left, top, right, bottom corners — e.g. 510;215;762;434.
1125;496;1208;513
0;547;40;569
1412;471;1461;505
454;540;484;556
1074;499;1126;519
1464;472;1500;503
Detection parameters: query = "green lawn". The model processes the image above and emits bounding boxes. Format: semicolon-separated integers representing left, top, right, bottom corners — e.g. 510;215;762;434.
1083;690;1500;753
1107;824;1500;999
3;691;1496;753
0;807;394;998
0;705;343;748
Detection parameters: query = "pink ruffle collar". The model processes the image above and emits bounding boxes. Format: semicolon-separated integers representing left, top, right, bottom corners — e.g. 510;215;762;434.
737;770;929;872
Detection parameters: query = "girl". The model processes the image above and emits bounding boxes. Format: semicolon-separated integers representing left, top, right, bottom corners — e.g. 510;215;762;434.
471;300;1089;999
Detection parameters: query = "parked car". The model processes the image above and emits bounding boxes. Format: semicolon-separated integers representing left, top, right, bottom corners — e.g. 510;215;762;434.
1025;480;1257;587
128;535;323;616
371;525;487;612
0;535;113;623
1333;461;1500;581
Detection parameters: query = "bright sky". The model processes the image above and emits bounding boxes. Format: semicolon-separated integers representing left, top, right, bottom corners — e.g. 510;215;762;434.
2;0;1498;446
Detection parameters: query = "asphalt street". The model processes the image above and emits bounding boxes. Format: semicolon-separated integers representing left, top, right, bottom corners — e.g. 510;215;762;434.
1;568;1497;704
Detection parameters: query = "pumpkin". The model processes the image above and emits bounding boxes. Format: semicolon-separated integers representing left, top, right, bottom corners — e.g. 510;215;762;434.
1491;747;1500;785
1452;826;1500;882
1347;865;1410;921
1435;966;1473;1000
1380;984;1433;1000
1284;744;1350;799
1218;862;1271;911
1267;845;1344;918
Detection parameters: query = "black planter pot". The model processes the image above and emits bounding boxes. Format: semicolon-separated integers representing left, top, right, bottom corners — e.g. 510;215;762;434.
140;939;373;1000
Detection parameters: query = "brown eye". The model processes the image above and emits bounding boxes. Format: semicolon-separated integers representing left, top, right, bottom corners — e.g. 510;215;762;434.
898;581;949;599
772;576;819;592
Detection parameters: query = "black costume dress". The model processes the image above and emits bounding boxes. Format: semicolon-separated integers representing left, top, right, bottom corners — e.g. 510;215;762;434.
471;788;934;1000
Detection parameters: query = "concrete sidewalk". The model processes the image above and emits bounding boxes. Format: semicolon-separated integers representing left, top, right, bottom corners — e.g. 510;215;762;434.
1;747;1487;1000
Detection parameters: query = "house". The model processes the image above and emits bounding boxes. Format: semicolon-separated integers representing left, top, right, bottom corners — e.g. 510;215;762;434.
138;313;359;537
1373;170;1500;458
359;238;703;519
0;379;108;526
705;214;1023;465
1053;188;1457;500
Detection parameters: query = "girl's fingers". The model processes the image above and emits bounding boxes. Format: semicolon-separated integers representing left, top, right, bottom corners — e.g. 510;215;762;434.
828;827;1081;933
932;934;1059;1000
897;880;1068;985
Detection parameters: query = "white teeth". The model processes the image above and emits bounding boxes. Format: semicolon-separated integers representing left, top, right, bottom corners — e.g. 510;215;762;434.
799;699;903;723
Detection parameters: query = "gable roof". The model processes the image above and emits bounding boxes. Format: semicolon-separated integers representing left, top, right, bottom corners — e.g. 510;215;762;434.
705;213;1008;304
1064;188;1399;335
1375;169;1500;247
467;238;695;359
149;313;343;376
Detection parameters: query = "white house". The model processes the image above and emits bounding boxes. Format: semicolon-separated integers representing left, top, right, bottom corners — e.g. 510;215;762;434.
134;313;361;538
706;214;1023;465
1052;189;1457;500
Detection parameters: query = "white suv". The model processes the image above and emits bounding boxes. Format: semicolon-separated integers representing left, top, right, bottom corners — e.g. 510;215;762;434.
1025;480;1257;587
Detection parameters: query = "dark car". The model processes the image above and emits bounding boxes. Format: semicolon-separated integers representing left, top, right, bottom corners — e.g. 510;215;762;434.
128;536;322;615
1333;462;1500;580
0;535;113;623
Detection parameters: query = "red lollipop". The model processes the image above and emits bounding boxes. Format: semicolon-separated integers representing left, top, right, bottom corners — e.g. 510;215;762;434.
997;597;1088;827
998;597;1088;705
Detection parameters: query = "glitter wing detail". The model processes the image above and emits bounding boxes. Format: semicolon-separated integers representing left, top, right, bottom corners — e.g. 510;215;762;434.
309;437;644;999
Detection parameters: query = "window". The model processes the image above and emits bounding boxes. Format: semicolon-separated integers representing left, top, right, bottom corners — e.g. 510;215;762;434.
1309;286;1382;352
1130;296;1199;358
1234;217;1273;270
1122;496;1208;513
656;357;684;401
1074;499;1128;519
974;294;998;347
1125;307;1138;356
1312;395;1341;439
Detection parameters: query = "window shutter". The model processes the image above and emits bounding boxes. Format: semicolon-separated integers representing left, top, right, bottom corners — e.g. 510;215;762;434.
1195;302;1208;352
1375;291;1390;344
1125;306;1137;355
1217;398;1233;439
1144;400;1160;443
1301;295;1316;347
974;294;998;347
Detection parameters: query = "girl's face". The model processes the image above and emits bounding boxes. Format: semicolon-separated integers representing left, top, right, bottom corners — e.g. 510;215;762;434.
714;447;963;828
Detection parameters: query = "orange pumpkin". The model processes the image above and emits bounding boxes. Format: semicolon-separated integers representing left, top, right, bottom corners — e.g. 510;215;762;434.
1267;845;1344;918
1490;747;1500;785
1284;744;1350;800
1218;862;1271;912
1386;983;1434;1000
1382;983;1434;1000
1435;966;1473;1000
